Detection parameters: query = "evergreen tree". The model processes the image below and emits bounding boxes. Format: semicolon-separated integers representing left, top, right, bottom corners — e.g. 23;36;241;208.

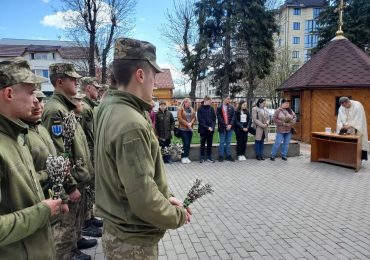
315;0;370;55
195;0;276;99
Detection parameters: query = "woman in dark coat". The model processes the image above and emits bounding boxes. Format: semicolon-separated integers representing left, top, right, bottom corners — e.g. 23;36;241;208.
156;100;175;163
234;100;251;160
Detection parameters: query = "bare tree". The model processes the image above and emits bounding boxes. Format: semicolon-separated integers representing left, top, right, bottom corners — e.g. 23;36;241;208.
255;47;300;108
60;0;136;82
161;0;205;102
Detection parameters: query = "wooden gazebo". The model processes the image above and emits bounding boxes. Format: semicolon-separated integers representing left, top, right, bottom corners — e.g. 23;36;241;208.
277;35;370;143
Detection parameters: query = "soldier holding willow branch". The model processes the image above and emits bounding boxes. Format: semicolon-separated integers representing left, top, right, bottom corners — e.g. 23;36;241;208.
42;63;93;260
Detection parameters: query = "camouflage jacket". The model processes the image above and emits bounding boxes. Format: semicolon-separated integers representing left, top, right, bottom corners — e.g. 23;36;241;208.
42;92;92;191
0;114;56;259
94;90;186;246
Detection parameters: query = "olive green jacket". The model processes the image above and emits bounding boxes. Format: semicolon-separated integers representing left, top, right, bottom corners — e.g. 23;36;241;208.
94;90;186;246
81;96;98;157
24;122;69;202
0;114;56;259
42;92;92;192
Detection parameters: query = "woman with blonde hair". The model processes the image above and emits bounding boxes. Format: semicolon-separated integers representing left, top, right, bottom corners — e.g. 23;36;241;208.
178;98;196;164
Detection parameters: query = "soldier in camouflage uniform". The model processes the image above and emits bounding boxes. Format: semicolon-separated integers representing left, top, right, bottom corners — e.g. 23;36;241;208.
20;89;70;211
41;63;93;260
0;57;62;259
94;38;192;260
79;77;103;232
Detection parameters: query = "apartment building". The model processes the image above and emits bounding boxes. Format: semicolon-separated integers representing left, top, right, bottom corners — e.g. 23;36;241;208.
0;38;98;94
275;0;327;69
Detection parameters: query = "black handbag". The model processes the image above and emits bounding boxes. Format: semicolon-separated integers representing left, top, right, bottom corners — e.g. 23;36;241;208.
248;127;256;135
174;127;181;138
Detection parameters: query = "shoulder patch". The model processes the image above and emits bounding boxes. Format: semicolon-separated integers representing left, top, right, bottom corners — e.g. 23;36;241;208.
51;117;63;137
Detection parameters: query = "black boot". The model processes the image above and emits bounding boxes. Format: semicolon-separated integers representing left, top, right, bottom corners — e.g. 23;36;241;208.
70;248;91;260
82;225;102;237
77;238;97;250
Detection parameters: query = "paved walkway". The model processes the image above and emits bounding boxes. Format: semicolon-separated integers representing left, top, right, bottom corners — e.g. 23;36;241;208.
85;144;370;259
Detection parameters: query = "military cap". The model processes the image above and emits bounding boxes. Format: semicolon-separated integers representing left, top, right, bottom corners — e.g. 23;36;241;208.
34;90;46;98
0;57;48;89
114;38;163;73
72;92;86;100
49;63;82;79
80;77;102;88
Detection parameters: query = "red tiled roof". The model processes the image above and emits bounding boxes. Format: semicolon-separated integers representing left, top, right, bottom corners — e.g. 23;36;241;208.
278;37;370;90
155;69;174;89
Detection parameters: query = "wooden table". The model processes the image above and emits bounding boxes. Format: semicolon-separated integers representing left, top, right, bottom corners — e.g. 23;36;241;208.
311;132;362;172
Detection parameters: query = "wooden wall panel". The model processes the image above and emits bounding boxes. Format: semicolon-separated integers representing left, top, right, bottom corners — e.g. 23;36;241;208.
310;89;370;143
301;89;312;143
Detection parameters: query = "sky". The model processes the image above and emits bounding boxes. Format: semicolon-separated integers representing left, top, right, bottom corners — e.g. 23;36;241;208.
0;0;187;90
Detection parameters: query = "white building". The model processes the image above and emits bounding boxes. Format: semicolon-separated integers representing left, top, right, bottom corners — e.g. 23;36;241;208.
196;78;217;98
0;38;98;94
274;0;327;69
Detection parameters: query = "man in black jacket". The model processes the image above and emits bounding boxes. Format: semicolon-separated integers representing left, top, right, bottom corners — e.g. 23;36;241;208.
197;96;216;163
156;100;175;163
216;96;235;162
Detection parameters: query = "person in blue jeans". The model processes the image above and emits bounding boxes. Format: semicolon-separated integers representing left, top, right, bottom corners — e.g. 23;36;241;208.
252;98;269;160
177;98;196;164
270;98;297;161
216;96;235;162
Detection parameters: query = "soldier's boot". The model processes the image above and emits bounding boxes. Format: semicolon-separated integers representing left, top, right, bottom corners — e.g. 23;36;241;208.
82;225;102;237
77;237;97;250
84;217;103;228
70;248;91;260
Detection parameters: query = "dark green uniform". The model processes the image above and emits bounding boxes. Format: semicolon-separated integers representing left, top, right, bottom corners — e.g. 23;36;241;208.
81;96;98;158
24;122;56;194
42;91;93;259
95;90;186;246
0;114;56;259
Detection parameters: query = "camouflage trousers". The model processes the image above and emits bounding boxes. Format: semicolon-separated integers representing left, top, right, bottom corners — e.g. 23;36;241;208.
52;188;88;260
102;227;158;260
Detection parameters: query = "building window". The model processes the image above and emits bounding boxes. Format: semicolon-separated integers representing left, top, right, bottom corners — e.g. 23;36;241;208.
292;64;299;71
291;95;300;122
32;69;49;79
292;51;300;59
293;8;301;15
305;20;318;33
293;37;300;44
304;50;311;61
31;53;48;60
304;34;319;48
313;8;321;19
293;22;300;30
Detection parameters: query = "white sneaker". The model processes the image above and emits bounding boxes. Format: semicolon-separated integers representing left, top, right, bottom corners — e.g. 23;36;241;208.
181;158;187;164
242;155;247;161
238;156;243;161
186;157;192;163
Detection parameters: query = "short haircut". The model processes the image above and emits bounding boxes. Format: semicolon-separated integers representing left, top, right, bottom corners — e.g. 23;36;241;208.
339;96;350;104
50;74;68;87
204;95;211;101
113;60;151;87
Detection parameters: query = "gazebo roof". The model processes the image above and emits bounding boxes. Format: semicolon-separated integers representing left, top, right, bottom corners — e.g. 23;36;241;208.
278;36;370;90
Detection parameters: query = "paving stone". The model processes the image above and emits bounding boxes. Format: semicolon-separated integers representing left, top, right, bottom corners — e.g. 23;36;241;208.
85;152;370;260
